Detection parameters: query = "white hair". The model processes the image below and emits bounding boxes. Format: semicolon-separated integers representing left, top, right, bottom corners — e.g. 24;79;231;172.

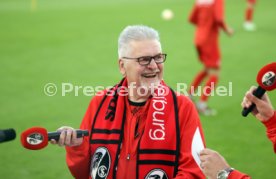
118;25;161;58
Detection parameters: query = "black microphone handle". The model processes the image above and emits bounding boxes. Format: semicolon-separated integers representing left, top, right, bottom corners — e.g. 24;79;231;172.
242;86;266;117
48;130;89;141
0;129;16;143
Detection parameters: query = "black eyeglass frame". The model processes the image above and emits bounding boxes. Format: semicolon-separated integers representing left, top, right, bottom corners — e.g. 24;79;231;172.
121;53;167;66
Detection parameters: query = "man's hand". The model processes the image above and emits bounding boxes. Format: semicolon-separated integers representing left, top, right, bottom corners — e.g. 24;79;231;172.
241;86;274;122
199;148;230;179
50;126;83;147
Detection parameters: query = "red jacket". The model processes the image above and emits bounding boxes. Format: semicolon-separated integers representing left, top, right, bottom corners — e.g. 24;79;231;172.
263;111;276;153
65;91;205;179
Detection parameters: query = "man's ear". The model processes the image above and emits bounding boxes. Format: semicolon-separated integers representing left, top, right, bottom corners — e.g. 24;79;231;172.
118;59;126;76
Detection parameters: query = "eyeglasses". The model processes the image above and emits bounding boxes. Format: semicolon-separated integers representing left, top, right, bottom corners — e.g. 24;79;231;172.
122;53;167;66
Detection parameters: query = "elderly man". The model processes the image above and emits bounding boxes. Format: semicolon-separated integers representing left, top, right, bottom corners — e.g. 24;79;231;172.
52;25;205;179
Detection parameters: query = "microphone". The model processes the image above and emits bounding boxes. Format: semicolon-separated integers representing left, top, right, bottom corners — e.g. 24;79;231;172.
242;62;276;117
0;128;16;143
20;127;89;150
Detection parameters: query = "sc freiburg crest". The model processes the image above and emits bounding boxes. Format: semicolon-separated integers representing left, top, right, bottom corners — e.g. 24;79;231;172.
145;169;168;179
91;147;111;179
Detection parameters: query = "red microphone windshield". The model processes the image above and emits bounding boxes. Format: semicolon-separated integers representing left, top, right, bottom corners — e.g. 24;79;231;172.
256;62;276;91
20;127;48;150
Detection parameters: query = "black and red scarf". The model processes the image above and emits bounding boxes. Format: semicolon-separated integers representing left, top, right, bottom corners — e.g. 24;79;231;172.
89;78;180;179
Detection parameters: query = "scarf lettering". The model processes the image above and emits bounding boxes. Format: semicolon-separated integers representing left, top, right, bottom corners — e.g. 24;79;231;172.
105;97;117;121
149;96;167;140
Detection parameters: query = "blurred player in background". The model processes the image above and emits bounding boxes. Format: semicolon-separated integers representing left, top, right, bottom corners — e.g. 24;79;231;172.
244;0;257;31
188;0;234;116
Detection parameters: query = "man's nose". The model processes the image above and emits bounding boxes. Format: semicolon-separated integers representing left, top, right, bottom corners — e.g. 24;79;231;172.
147;58;158;69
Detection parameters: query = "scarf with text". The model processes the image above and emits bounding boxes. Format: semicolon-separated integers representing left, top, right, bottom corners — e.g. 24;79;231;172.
89;78;180;179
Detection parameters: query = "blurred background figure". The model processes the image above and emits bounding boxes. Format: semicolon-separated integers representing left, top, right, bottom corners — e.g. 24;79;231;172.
244;0;257;31
188;0;234;116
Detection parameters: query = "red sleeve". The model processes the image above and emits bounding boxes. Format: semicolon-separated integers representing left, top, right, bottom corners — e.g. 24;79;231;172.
189;5;198;25
65;94;104;179
174;95;206;179
228;170;251;179
214;0;227;31
262;111;276;153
